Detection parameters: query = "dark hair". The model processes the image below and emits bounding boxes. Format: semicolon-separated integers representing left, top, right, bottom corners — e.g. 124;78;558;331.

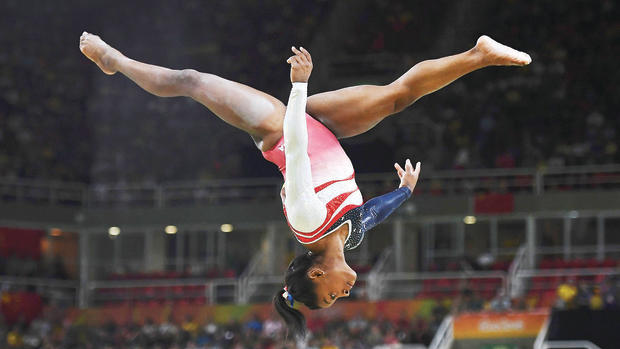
273;252;320;341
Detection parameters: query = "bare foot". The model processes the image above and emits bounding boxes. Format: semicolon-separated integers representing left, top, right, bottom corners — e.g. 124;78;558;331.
474;35;532;66
79;32;122;75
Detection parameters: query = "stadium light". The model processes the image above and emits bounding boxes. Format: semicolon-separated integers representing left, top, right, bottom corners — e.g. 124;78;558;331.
108;226;121;236
463;216;477;225
220;224;233;233
165;225;178;234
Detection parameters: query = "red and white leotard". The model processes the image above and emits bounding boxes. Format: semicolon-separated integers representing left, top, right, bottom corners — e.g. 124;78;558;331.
262;83;363;244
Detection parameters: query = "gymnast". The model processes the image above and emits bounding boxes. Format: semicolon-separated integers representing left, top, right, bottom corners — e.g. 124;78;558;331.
79;32;530;339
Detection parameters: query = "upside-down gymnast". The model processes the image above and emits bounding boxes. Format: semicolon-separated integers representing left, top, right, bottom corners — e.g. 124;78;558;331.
79;32;531;339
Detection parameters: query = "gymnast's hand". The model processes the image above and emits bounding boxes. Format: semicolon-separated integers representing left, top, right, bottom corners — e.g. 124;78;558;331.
394;159;421;192
287;46;313;83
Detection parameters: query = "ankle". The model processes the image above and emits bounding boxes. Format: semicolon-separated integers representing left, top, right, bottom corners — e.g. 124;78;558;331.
467;46;489;68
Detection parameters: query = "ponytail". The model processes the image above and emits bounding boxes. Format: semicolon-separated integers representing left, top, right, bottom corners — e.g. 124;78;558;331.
272;252;320;341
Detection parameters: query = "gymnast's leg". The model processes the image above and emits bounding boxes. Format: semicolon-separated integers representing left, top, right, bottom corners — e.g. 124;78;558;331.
79;32;285;151
307;35;531;138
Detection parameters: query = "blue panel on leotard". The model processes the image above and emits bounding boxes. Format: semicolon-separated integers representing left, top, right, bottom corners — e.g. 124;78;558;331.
321;187;412;251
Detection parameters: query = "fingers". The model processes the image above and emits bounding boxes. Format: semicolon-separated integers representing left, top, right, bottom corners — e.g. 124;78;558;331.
291;47;304;64
291;46;312;66
394;163;405;178
299;46;312;62
413;161;421;177
397;159;421;176
286;55;302;66
404;159;413;173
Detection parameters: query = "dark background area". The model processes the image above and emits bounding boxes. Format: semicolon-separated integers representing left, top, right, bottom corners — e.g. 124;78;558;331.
1;0;618;184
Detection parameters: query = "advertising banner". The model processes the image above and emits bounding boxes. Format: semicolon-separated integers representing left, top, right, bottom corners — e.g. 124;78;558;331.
453;311;549;339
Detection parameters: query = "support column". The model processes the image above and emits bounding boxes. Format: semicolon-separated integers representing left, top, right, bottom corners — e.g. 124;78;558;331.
145;231;165;272
265;223;277;274
393;219;404;272
424;223;434;270
144;231;152;271
113;231;121;273
207;231;216;268
176;231;184;272
490;218;498;257
78;231;89;308
563;217;571;260
526;216;536;269
456;221;465;257
597;215;605;261
189;231;198;268
217;231;226;269
407;223;419;272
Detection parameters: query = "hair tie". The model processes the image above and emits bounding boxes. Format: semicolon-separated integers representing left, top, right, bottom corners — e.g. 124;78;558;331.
282;286;295;307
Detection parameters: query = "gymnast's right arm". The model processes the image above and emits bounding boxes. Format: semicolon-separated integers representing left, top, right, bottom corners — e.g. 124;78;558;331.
359;159;421;231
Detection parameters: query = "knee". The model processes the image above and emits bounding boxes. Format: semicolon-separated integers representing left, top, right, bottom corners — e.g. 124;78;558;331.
388;81;420;113
176;69;200;88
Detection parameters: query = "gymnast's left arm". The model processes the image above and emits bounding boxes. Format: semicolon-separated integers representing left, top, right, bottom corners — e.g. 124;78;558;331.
360;159;421;230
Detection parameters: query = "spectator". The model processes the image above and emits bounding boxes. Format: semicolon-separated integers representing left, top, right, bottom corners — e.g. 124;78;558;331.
6;325;23;348
140;318;157;347
158;318;179;347
244;314;263;335
602;278;618;309
556;278;578;309
575;281;593;308
180;315;199;344
490;289;512;312
589;286;604;310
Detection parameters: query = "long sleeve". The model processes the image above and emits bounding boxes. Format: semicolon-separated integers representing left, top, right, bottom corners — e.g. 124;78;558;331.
283;82;327;232
342;186;412;251
360;187;412;231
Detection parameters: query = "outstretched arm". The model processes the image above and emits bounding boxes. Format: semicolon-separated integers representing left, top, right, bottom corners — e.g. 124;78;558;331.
283;47;326;232
360;160;421;230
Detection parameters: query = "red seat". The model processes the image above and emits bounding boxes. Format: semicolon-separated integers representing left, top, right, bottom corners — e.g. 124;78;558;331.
193;297;206;305
586;258;600;268
175;299;191;306
422;279;436;292
569;259;586;268
551;259;564;269
539;259;554;269
446;262;460;271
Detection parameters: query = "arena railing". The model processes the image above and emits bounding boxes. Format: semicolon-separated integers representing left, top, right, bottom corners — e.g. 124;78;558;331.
378;270;507;301
237;248;270;304
87;277;239;306
508;245;529;298
0;276;79;307
2;164;620;207
367;248;394;300
0;178;87;206
508;244;620;300
428;315;454;349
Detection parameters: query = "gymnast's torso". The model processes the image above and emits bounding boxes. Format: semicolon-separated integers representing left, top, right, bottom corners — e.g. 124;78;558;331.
262;114;364;246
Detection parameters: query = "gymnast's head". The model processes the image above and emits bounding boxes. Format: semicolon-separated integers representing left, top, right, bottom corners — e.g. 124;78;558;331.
273;251;356;340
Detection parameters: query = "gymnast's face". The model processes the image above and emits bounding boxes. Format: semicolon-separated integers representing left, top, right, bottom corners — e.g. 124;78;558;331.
307;263;357;308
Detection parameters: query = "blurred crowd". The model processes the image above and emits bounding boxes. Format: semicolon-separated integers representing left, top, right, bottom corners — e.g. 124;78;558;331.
0;1;94;182
341;1;619;172
555;276;619;311
0;304;447;349
0;0;618;185
0;254;68;280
